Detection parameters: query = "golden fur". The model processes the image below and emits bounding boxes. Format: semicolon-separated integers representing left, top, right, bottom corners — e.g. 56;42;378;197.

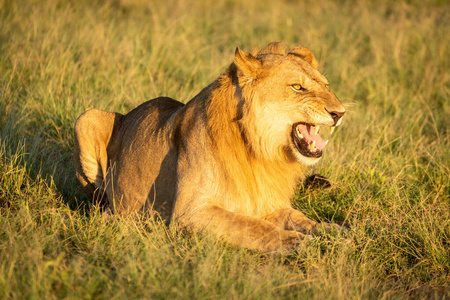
73;43;345;252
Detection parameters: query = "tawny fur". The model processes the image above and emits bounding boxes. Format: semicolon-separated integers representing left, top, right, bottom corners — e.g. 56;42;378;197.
73;42;345;253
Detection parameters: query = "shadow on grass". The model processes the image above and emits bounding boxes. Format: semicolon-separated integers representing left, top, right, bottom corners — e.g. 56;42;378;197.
0;103;92;213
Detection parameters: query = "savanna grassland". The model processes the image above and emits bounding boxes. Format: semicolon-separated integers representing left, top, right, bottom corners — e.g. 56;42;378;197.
1;0;449;298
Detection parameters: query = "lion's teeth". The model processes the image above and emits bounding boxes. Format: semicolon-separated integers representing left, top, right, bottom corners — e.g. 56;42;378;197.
330;126;335;135
325;140;329;145
310;140;316;150
296;127;303;138
315;126;320;135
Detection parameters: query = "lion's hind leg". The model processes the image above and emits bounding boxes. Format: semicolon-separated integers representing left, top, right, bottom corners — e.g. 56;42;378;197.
73;108;123;205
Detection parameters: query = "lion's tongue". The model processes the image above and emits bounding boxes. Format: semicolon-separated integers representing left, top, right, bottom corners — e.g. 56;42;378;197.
297;124;326;150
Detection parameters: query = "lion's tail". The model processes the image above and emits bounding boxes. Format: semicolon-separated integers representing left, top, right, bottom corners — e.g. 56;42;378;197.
73;108;123;204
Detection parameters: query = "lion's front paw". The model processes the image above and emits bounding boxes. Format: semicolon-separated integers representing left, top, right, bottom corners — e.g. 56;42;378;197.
275;230;314;253
291;219;318;234
302;174;331;190
259;229;311;253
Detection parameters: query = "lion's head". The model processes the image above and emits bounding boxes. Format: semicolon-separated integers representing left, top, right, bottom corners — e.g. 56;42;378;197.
232;43;345;166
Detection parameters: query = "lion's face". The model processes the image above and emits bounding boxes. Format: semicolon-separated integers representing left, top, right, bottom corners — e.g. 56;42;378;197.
234;44;345;165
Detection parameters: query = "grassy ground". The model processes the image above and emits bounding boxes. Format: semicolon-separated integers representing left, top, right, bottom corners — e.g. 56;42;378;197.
1;0;449;298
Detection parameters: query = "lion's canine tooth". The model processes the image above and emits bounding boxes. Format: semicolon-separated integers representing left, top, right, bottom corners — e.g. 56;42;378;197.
325;140;329;145
296;127;303;138
310;140;316;150
330;126;335;135
315;126;320;135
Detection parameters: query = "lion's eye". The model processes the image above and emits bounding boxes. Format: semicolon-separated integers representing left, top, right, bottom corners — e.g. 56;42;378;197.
291;84;306;92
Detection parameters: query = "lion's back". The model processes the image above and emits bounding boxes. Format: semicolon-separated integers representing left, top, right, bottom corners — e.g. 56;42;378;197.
106;97;184;217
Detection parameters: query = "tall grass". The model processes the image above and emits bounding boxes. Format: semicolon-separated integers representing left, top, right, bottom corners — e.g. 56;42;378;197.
1;0;449;298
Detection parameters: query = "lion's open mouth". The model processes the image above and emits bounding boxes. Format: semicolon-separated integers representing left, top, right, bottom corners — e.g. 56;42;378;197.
292;123;332;158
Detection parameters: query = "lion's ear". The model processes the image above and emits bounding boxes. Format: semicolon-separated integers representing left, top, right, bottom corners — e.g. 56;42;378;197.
288;46;319;69
234;47;261;80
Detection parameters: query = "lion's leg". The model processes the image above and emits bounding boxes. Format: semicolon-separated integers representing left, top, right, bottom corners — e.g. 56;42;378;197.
264;208;342;234
181;205;311;253
73;109;122;205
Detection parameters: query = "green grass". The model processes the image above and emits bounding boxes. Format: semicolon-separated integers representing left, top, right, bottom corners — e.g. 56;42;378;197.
1;0;449;298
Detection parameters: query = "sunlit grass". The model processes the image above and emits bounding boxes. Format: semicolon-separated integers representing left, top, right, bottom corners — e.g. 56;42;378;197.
0;0;449;298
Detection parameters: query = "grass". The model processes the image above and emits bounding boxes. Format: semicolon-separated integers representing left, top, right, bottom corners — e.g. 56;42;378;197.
1;0;449;298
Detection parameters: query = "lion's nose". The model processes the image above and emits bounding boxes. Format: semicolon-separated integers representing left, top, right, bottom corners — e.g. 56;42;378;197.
327;109;345;126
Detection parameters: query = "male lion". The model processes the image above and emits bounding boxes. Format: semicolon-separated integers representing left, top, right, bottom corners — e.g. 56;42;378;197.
73;42;345;252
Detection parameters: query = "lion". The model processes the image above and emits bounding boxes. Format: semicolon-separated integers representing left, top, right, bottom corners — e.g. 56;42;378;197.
73;42;345;253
